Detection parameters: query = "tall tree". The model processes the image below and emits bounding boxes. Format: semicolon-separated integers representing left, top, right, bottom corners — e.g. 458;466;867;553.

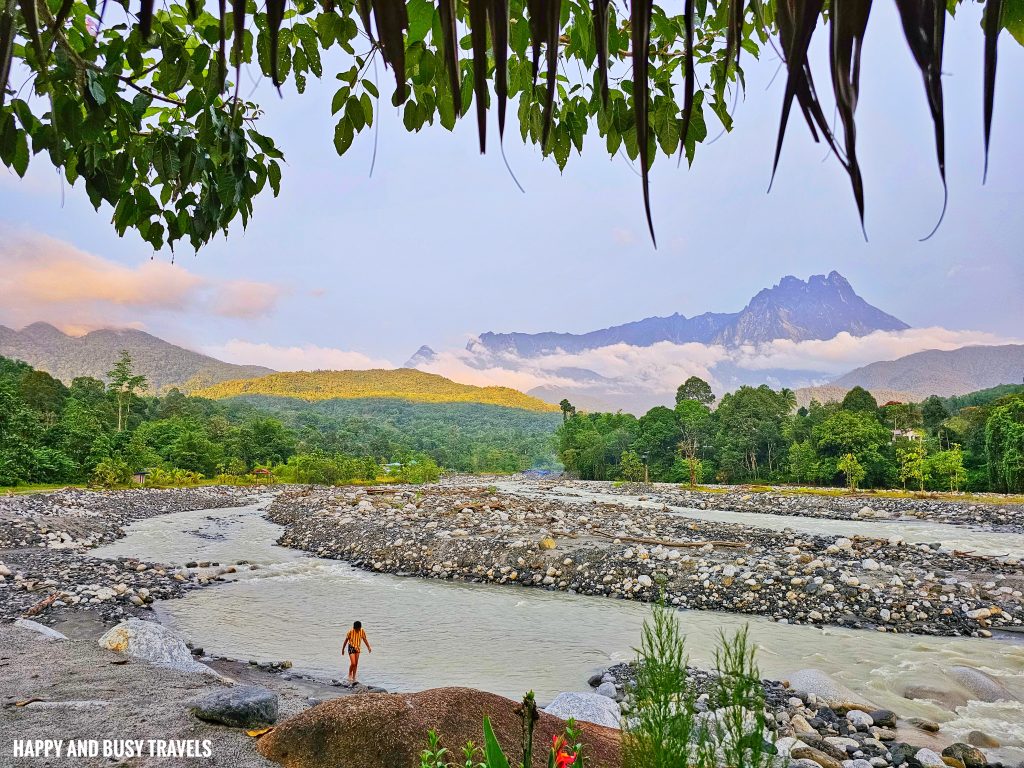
921;395;951;435
841;386;879;415
106;351;149;433
676;399;711;487
676;377;715;407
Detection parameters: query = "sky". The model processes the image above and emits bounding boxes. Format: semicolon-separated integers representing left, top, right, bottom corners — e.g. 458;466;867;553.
2;2;1023;386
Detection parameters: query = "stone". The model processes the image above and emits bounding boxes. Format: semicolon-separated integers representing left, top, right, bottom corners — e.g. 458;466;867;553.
98;618;216;675
902;685;969;710
543;692;621;729
965;731;1000;749
539;538;557;550
595;682;617;700
846;710;873;728
14;618;68;640
940;744;986;768
191;685;279;729
866;709;896;729
587;672;604;688
790;744;844;768
947;665;1019;703
914;748;946;768
256;688;621;768
786;669;877;712
906;717;940;733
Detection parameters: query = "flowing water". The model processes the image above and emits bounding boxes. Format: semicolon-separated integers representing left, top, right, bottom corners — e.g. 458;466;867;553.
497;482;1024;558
92;501;1024;762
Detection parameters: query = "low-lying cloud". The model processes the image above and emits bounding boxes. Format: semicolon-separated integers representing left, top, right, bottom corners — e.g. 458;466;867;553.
0;228;286;331
204;340;394;372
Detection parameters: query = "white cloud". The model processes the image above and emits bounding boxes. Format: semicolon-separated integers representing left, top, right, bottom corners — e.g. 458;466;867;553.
204;340;394;371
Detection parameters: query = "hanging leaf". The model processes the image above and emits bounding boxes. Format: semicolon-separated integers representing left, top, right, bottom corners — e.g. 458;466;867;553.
373;0;409;101
895;0;946;238
489;0;509;139
829;0;872;232
725;0;744;73
231;0;246;97
592;0;610;105
526;0;545;87
266;0;287;89
631;0;655;244
0;0;15;110
678;0;695;163
437;0;461;109
468;0;489;151
540;0;562;147
356;0;374;43
982;0;1003;181
139;0;156;39
217;0;227;91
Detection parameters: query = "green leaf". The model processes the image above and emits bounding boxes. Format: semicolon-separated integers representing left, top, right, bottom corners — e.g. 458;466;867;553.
12;130;29;177
407;0;435;44
481;718;510;768
268;160;281;194
333;118;354;154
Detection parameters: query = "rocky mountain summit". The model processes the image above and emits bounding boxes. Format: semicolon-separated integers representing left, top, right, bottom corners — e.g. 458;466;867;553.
468;272;908;356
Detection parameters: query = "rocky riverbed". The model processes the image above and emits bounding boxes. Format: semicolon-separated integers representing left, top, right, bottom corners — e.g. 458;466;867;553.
0;486;259;626
267;477;1024;638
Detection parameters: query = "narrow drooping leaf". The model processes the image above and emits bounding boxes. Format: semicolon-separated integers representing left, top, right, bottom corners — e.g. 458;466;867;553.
771;0;835;187
468;0;489;151
187;0;198;21
678;0;696;162
631;0;656;244
217;0;227;91
895;0;946;237
373;0;409;101
138;0;155;39
231;0;246;97
489;0;509;139
829;0;872;231
540;0;562;147
266;0;287;89
592;0;611;104
526;0;545;86
982;0;1003;181
0;0;16;109
437;0;462;112
356;0;374;43
725;0;744;73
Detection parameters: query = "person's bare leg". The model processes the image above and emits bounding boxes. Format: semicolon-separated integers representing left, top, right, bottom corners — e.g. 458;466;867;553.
351;653;360;682
348;654;357;682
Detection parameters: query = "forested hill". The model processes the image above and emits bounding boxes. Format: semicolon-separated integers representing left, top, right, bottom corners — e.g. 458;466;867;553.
0;323;273;391
193;369;560;412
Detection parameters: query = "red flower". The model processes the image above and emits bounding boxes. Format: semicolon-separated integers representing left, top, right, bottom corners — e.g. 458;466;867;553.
554;749;576;768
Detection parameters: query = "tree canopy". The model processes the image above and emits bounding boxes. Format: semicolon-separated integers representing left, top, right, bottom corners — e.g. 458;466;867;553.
2;0;1021;248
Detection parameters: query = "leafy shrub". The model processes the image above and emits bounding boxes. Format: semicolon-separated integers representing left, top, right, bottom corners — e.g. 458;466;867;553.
90;457;132;488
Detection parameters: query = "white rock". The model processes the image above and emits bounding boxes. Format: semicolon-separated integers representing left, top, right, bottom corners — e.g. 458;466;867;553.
914;748;946;768
98;619;216;675
543;692;620;729
14;618;68;640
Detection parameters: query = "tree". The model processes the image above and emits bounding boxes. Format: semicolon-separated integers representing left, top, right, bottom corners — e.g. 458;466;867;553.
620;450;645;483
928;445;967;492
985;397;1024;492
106;351;148;432
837;453;866;491
675;399;711;487
896;441;928;491
841;386;879;415
1;0;1019;249
559;399;576;423
676;377;715;407
921;395;950;436
635;406;681;481
812;410;891;488
787;441;816;485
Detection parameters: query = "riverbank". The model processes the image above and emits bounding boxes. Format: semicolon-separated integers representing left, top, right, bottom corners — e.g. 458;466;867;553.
0;486;259;625
267;477;1024;638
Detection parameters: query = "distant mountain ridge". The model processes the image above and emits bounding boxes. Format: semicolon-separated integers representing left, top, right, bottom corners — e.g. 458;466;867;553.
0;322;274;391
469;271;908;356
830;344;1024;397
192;369;560;412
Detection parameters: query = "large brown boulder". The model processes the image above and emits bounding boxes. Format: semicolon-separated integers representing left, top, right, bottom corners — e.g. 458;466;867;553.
256;687;621;768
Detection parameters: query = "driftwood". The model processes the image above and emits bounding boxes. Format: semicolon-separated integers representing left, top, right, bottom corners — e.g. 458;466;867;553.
22;592;60;618
593;529;749;549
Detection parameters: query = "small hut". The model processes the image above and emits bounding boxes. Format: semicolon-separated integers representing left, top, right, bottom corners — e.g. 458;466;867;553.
132;470;150;485
252;468;274;484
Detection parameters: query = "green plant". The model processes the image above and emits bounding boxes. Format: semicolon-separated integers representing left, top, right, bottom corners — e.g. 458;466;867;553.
708;627;770;768
421;730;450;768
90;456;132;488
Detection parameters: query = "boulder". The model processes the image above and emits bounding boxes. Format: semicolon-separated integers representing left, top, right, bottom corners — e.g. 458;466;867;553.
914;747;946;768
595;682;618;700
947;666;1019;703
965;731;1000;749
191;685;279;729
256;687;620;768
786;669;877;712
14;618;68;640
98;619;215;675
543;692;621;729
789;744;843;768
902;684;970;710
941;743;987;768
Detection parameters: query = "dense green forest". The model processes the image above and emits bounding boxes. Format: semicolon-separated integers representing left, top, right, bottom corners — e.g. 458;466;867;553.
556;378;1024;493
0;353;558;487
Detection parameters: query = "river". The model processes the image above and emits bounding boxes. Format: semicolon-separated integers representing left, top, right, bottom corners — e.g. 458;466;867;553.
92;500;1024;762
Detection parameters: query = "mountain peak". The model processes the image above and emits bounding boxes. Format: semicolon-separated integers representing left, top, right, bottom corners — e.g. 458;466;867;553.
469;272;908;357
404;345;438;368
